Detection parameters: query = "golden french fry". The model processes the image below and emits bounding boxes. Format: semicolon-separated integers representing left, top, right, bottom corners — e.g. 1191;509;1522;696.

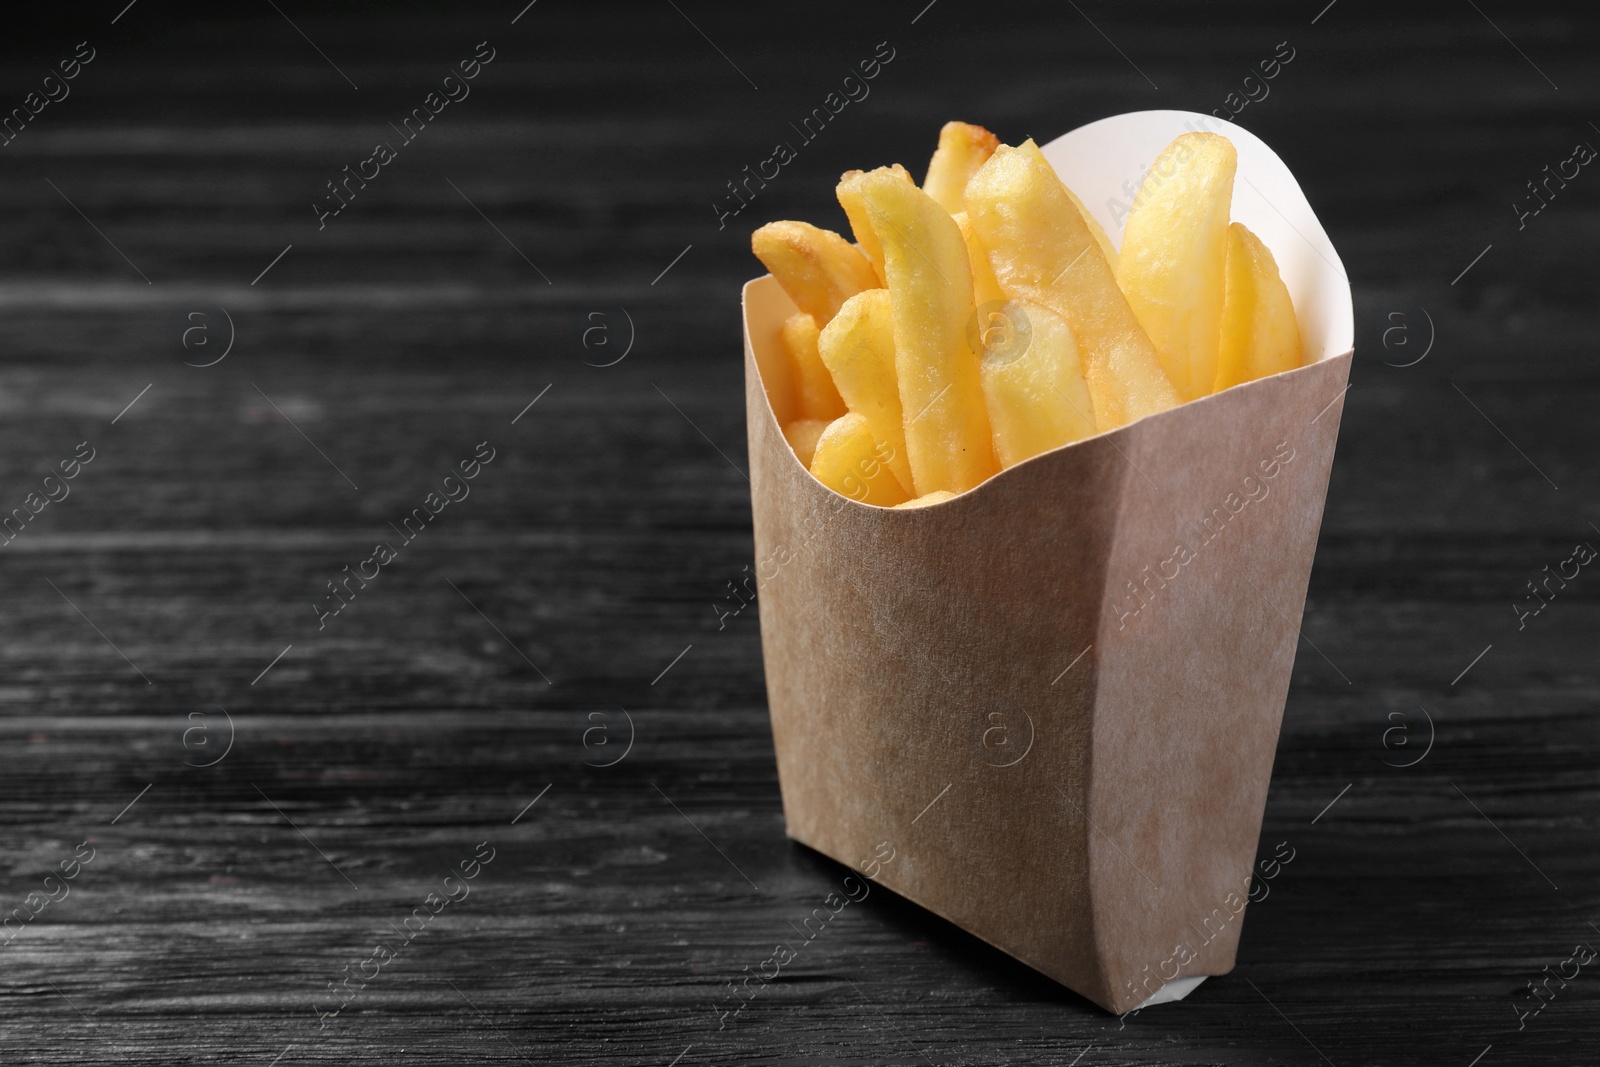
1213;222;1303;392
893;489;956;508
817;289;913;494
752;220;879;325
966;146;1120;289
923;121;1000;214
1004;142;1118;272
977;301;1097;468
965;141;1179;430
1116;132;1237;400
859;168;997;495
781;313;847;422
781;418;830;467
951;211;1004;308
1063;185;1118;274
810;413;910;507
837;165;913;286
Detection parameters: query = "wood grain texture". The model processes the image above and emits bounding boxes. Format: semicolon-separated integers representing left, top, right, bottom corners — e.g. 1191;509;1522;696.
0;1;1595;1064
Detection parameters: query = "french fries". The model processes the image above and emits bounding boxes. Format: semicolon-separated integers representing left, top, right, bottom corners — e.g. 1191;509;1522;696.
858;168;997;495
923;121;1000;215
837;165;913;286
951;210;1004;308
753;120;1304;503
1213;222;1302;391
751;220;879;324
781;418;830;467
1117;133;1237;400
1064;183;1119;273
810;413;910;507
817;289;914;494
781;312;847;422
976;301;1097;468
965;141;1180;430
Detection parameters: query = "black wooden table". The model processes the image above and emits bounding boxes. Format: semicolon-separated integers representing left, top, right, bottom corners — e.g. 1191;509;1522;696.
0;2;1596;1064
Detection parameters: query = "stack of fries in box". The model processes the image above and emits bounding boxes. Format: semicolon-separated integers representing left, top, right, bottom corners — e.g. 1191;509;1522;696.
751;121;1303;508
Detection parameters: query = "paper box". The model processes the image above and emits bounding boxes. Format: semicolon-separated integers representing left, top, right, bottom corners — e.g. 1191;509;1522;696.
742;110;1353;1014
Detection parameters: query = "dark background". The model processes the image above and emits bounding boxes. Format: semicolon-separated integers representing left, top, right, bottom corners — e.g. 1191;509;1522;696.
0;1;1594;1063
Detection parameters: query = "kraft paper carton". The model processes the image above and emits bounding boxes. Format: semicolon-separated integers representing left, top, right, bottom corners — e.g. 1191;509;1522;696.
742;110;1354;1014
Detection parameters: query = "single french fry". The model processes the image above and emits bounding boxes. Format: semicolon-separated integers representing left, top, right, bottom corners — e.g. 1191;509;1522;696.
923;121;1000;215
837;165;913;286
953;142;1118;292
977;301;1097;468
858;168;997;495
1000;143;1119;272
965;141;1179;430
817;289;913;494
951;211;1005;308
1213;222;1303;392
1063;184;1119;274
893;489;956;508
1116;132;1237;400
810;413;910;507
781;313;847;422
752;220;880;325
781;418;830;467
